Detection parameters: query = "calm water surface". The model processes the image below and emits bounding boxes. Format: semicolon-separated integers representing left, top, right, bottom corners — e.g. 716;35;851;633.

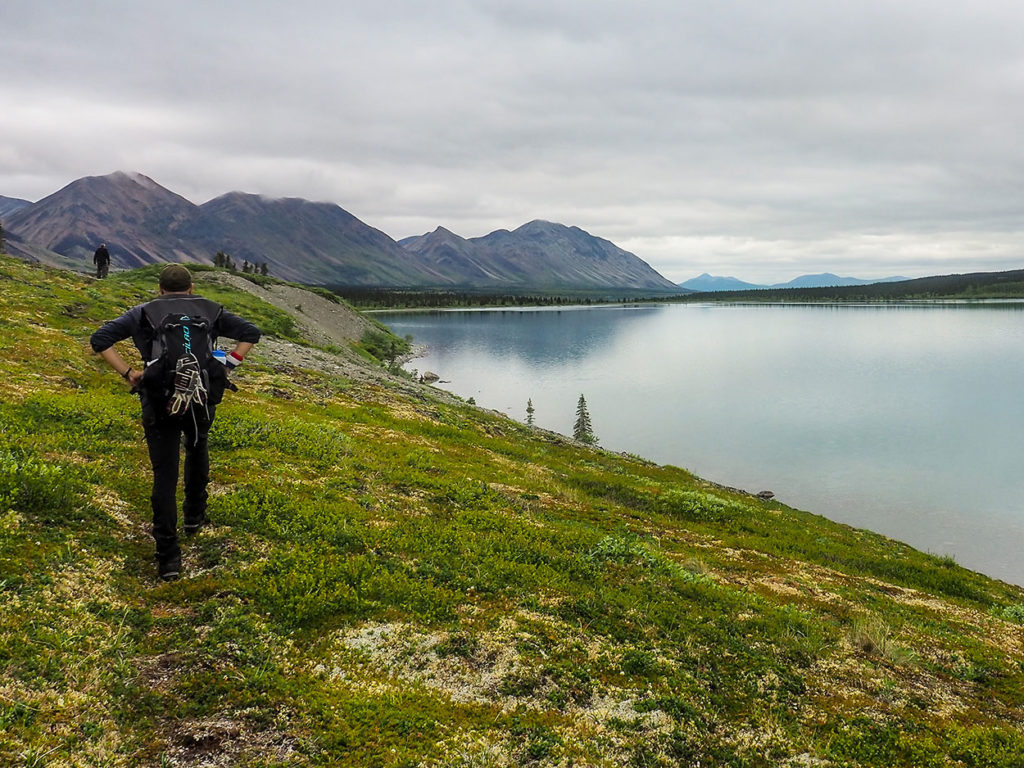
378;303;1024;586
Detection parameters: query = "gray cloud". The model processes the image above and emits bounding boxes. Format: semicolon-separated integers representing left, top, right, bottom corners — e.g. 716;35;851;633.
3;0;1024;282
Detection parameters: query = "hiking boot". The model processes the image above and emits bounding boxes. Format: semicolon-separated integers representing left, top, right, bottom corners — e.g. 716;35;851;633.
158;553;181;581
184;513;210;536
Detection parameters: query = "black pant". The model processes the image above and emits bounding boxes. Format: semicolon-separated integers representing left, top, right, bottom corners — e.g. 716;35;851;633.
141;393;216;560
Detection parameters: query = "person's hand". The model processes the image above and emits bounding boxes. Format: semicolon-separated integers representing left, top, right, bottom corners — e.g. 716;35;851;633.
127;369;143;387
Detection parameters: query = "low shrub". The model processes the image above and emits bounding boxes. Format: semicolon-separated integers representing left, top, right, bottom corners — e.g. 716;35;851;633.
0;450;84;522
656;488;746;523
209;412;349;466
20;392;136;441
359;327;411;369
254;547;458;629
998;603;1024;624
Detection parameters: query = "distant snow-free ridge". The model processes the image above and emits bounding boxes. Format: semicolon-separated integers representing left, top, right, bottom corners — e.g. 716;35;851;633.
680;272;910;292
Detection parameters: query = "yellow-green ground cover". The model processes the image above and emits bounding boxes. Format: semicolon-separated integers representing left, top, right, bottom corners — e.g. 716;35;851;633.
2;256;1023;767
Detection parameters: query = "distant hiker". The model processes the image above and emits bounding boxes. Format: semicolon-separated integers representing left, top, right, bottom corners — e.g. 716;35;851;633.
93;243;111;279
90;264;261;581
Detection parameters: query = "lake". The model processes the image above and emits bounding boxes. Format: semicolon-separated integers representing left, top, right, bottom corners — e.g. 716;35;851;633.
377;302;1024;586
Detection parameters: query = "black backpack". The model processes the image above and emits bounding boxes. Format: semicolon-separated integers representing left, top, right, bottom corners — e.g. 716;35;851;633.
141;298;226;417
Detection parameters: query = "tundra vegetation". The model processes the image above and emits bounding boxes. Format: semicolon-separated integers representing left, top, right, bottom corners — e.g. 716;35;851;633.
1;255;1023;767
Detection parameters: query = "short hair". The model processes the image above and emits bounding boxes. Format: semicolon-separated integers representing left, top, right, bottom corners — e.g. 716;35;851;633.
159;264;193;292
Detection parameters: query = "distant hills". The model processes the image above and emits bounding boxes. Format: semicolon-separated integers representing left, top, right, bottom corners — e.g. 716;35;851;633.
678;269;1024;301
1;171;680;292
680;274;764;292
681;272;910;292
400;222;679;292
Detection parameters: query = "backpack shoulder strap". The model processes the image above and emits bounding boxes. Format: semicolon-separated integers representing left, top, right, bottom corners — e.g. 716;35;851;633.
188;297;224;326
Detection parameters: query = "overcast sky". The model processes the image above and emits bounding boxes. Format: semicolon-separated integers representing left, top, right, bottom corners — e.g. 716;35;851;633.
4;1;1024;282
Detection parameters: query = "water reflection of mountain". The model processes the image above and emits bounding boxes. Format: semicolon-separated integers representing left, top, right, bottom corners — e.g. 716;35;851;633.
379;305;667;367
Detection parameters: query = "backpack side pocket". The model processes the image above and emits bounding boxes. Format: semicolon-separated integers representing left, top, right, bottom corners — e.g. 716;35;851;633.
207;360;228;406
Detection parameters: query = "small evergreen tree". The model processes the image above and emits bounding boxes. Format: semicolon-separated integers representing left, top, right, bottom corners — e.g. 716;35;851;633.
526;398;535;425
242;259;251;273
573;394;597;445
214;250;226;268
0;220;5;254
260;261;269;276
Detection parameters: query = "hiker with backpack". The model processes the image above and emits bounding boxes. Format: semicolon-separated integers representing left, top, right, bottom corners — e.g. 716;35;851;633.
90;264;261;581
93;243;111;278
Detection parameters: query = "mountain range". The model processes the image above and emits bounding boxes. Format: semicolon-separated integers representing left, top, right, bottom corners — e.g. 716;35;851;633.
680;272;910;292
1;172;680;292
399;222;678;292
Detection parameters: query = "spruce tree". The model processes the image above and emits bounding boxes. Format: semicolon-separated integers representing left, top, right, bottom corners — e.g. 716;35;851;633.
526;398;535;425
573;394;596;445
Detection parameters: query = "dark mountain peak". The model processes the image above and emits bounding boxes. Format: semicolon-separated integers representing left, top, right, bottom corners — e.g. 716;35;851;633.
65;171;192;204
513;220;580;240
6;171;199;268
208;190;290;205
202;190;352;217
510;220;620;252
107;170;163;189
399;226;493;280
476;227;511;240
460;221;679;291
201;191;275;215
516;219;561;231
399;227;474;253
20;171;201;228
431;225;462;238
207;189;254;202
423;226;471;244
202;190;289;209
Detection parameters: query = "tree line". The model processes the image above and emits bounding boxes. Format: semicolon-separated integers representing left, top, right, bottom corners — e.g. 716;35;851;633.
214;250;269;276
326;288;655;309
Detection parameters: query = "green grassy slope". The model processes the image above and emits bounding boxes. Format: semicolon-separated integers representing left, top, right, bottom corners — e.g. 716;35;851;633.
2;256;1023;767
